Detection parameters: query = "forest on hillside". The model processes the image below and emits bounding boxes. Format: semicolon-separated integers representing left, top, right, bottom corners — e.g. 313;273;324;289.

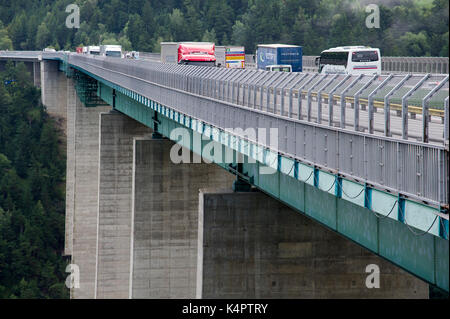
0;62;68;298
0;0;448;57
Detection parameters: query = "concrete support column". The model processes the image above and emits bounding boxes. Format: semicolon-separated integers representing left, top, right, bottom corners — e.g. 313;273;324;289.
66;81;111;299
64;79;76;257
40;60;67;124
33;61;41;88
95;111;153;299
197;189;429;298
130;139;235;299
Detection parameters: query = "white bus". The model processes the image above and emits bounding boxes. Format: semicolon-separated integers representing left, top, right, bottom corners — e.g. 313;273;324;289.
315;46;381;75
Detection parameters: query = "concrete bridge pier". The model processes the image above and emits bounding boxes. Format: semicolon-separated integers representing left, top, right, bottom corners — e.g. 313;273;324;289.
40;60;68;128
95;112;235;298
130;138;235;298
197;189;429;298
33;61;41;88
65;81;111;299
94;111;154;298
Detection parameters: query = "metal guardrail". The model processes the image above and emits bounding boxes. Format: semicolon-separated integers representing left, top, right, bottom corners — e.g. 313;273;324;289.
64;53;448;208
138;52;161;61
0;50;43;61
382;57;449;74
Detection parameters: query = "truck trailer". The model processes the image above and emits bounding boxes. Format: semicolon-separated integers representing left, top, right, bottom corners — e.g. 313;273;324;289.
86;46;100;55
216;46;245;68
256;44;303;72
161;42;216;66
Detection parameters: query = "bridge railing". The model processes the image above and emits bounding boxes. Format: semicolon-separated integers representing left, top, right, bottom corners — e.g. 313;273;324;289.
0;50;43;61
158;63;448;144
381;57;449;74
66;53;448;207
138;52;161;61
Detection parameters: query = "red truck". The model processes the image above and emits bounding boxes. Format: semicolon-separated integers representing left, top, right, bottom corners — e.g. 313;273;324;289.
160;42;216;67
76;46;83;53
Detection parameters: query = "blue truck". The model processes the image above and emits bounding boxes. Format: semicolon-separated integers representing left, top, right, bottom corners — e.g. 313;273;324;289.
256;44;303;72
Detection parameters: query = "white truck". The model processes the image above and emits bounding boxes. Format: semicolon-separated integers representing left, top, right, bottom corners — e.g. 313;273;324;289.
215;46;245;68
86;46;100;55
100;45;123;58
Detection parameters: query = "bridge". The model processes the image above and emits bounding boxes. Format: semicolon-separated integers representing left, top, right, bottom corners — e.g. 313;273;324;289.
1;51;448;298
